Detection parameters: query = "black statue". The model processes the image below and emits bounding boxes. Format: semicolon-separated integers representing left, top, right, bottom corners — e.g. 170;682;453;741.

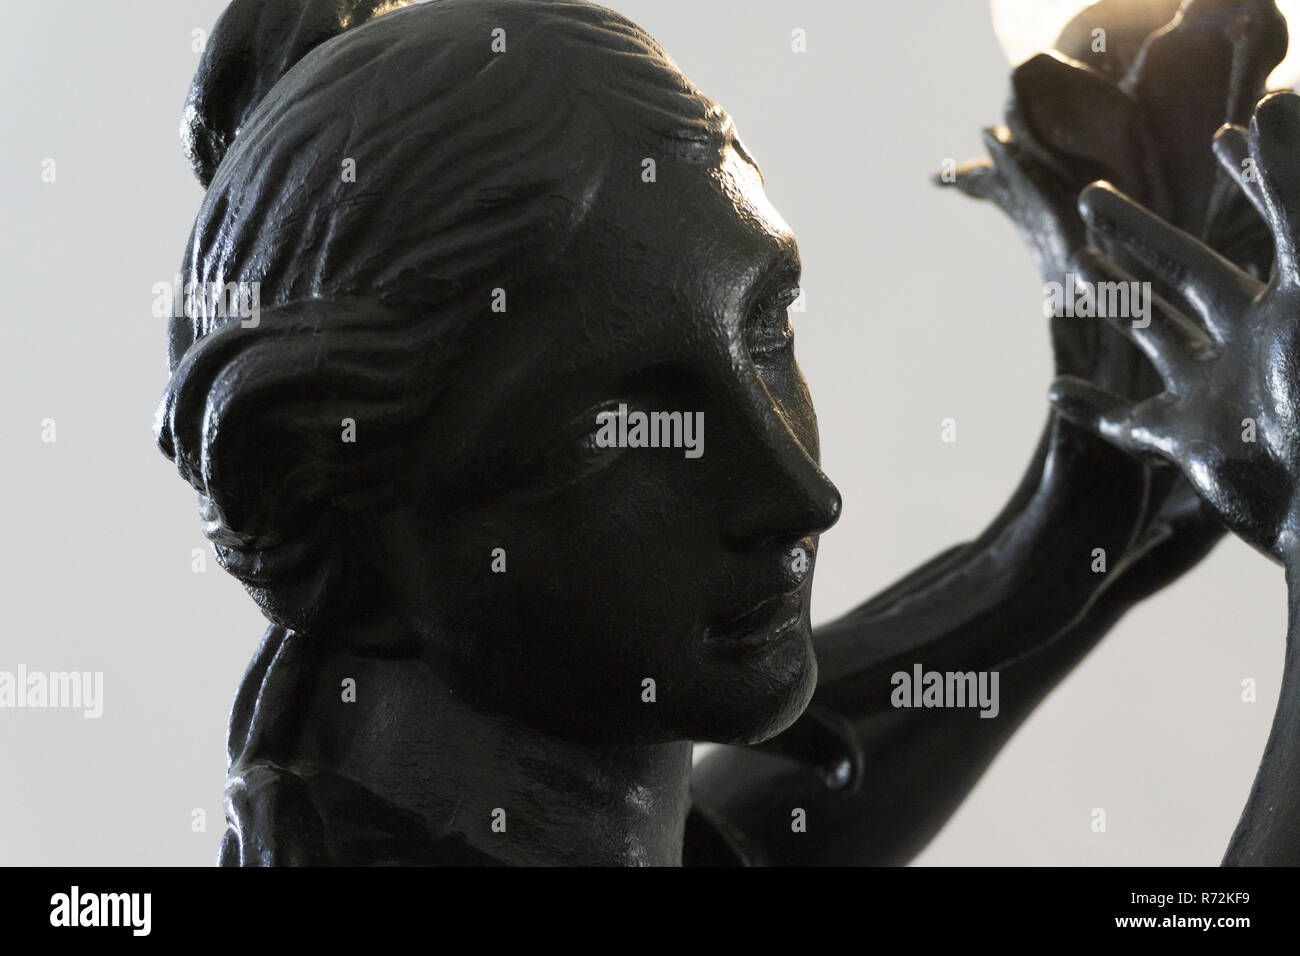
156;0;1298;865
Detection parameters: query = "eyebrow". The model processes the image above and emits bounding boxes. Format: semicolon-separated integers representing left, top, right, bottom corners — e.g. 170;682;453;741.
758;236;802;290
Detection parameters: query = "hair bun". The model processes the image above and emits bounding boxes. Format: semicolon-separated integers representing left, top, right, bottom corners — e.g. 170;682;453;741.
182;0;409;187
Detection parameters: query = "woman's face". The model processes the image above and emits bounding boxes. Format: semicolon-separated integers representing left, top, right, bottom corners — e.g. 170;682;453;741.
377;136;841;747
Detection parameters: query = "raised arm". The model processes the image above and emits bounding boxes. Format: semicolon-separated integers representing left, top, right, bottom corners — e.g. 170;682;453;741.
1051;93;1300;864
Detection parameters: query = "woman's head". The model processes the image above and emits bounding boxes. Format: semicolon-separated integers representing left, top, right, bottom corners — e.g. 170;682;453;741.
159;0;841;747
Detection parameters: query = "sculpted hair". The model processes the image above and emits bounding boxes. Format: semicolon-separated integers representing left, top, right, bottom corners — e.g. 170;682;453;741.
156;0;738;633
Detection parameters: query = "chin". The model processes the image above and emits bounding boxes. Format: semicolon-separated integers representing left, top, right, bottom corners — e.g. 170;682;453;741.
696;623;818;746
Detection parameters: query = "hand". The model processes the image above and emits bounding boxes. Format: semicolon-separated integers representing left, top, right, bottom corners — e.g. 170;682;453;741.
941;50;1255;589
948;122;1159;396
1051;93;1300;563
943;62;1229;605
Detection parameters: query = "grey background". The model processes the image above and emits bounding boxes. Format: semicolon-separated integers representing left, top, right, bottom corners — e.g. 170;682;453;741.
0;0;1286;866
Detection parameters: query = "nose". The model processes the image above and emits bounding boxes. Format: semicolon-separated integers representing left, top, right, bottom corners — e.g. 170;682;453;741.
719;407;842;550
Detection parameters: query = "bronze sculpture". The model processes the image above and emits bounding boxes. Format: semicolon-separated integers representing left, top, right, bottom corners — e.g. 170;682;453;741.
157;0;1300;865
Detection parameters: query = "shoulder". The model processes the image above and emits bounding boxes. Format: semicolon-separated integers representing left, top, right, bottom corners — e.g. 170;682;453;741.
219;760;501;866
219;760;327;865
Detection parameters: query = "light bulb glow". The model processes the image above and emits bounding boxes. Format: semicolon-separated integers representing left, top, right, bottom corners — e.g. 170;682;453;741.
990;0;1300;89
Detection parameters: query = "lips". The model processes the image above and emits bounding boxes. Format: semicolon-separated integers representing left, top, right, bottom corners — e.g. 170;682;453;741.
704;591;804;652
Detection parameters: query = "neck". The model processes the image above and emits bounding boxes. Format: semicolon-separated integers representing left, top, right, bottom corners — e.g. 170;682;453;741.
282;637;694;866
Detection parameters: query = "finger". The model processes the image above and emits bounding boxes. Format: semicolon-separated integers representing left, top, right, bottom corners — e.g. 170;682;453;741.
1213;124;1270;222
981;126;1015;164
1048;376;1169;460
978;127;1071;235
980;126;1040;193
1069;247;1212;388
1250;92;1300;286
935;129;1028;212
1078;182;1261;341
934;158;999;201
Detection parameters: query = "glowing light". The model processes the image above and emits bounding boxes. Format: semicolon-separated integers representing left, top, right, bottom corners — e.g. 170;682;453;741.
990;0;1300;89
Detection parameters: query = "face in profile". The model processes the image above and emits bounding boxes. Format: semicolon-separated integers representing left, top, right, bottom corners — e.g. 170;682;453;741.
372;136;841;747
164;0;841;754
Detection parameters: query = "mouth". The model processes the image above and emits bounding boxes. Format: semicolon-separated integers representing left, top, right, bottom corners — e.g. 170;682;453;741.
703;591;805;654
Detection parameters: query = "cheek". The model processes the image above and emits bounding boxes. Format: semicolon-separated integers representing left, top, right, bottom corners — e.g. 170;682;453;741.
395;463;815;742
429;466;719;669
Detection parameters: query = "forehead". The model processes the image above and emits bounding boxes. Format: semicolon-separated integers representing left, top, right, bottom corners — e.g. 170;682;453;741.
571;138;800;318
647;135;794;252
414;135;802;470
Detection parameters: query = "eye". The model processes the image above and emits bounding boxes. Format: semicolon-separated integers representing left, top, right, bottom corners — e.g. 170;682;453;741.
746;288;798;361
